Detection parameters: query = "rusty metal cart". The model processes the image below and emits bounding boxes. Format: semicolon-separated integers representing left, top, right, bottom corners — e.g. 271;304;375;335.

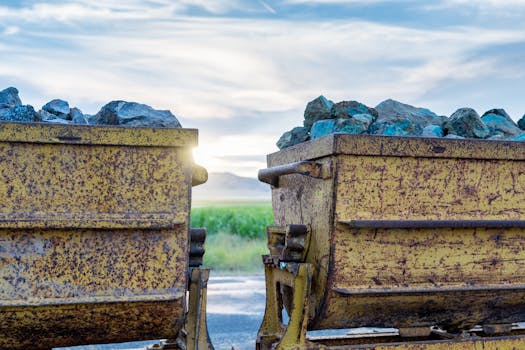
0;122;213;350
257;133;525;349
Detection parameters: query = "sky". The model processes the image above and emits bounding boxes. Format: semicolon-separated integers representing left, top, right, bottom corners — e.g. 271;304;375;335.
1;0;525;177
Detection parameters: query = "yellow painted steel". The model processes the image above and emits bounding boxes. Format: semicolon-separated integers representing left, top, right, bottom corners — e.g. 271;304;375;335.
0;122;210;349
258;134;525;349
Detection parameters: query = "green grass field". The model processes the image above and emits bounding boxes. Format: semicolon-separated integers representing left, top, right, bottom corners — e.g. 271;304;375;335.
190;203;273;272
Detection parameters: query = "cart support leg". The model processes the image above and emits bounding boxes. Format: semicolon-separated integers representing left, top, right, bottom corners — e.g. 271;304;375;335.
257;263;317;350
186;267;214;350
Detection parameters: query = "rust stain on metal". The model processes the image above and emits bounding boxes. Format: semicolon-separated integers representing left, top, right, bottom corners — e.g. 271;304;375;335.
258;134;525;349
0;122;208;349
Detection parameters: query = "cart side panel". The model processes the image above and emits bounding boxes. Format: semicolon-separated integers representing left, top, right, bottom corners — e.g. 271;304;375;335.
334;154;525;222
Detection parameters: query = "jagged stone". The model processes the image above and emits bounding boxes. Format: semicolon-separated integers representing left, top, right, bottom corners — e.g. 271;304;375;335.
444;108;490;139
481;113;522;138
39;109;71;124
518;115;525;130
0;105;40;122
311;114;373;140
369;116;419;136
91;101;181;127
421;124;445;138
42;99;70;119
39;109;56;120
444;134;465;139
70;107;88;124
481;109;515;124
0;87;22;107
375;99;444;127
303;96;334;130
331;101;378;120
512;133;525;141
276;126;309;149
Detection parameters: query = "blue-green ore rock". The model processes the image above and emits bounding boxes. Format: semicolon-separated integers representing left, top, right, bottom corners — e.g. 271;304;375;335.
481;113;522;139
0;87;22;107
331;101;378;120
421;124;445;138
0;105;41;122
276;126;310;149
303;95;334;130
518;114;525;131
445;108;489;139
311;114;373;140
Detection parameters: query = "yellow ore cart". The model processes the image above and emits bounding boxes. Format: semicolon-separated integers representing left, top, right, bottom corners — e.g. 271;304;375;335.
0;122;213;350
257;133;525;350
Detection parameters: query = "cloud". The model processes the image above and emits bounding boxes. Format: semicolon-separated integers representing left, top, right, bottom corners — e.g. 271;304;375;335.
284;0;404;3
2;1;525;176
259;0;277;14
0;1;248;23
2;26;19;35
422;0;525;16
440;0;525;6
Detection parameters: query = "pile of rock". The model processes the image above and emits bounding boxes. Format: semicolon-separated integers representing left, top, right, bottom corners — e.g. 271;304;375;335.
0;87;181;128
277;96;525;149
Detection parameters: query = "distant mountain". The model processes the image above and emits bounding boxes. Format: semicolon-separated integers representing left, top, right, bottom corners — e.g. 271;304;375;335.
192;172;271;201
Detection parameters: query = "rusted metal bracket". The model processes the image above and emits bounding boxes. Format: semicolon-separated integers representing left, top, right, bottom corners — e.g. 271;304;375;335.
189;228;206;267
257;263;316;350
147;268;214;350
185;267;214;350
258;160;332;187
267;225;311;263
342;219;525;229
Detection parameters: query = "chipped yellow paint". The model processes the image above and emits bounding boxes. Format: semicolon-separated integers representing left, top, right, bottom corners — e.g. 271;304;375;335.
0;122;206;349
259;134;525;349
324;336;525;349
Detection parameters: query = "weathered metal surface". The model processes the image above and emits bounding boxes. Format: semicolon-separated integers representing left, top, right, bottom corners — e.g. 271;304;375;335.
268;163;335;328
259;134;525;349
257;262;313;350
0;121;198;147
186;267;215;350
320;226;525;330
334;154;524;222
1;299;184;349
267;134;525;167
326;336;525;349
267;225;311;262
258;161;333;187
0;122;206;349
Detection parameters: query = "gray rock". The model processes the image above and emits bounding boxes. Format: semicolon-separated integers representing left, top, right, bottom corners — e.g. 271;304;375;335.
311;115;373;140
487;134;508;140
303;96;334;130
481;113;522;138
444;108;490;139
518;115;525;130
331;101;378;120
0;87;22;107
481;109;514;124
512;133;525;141
38;109;56;120
91;101;181;127
375;99;444;127
43;117;72;125
42;99;70;119
444;134;465;139
421;124;445;138
39;109;70;124
277;126;309;149
0;105;40;122
369;115;419;136
70;107;88;124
